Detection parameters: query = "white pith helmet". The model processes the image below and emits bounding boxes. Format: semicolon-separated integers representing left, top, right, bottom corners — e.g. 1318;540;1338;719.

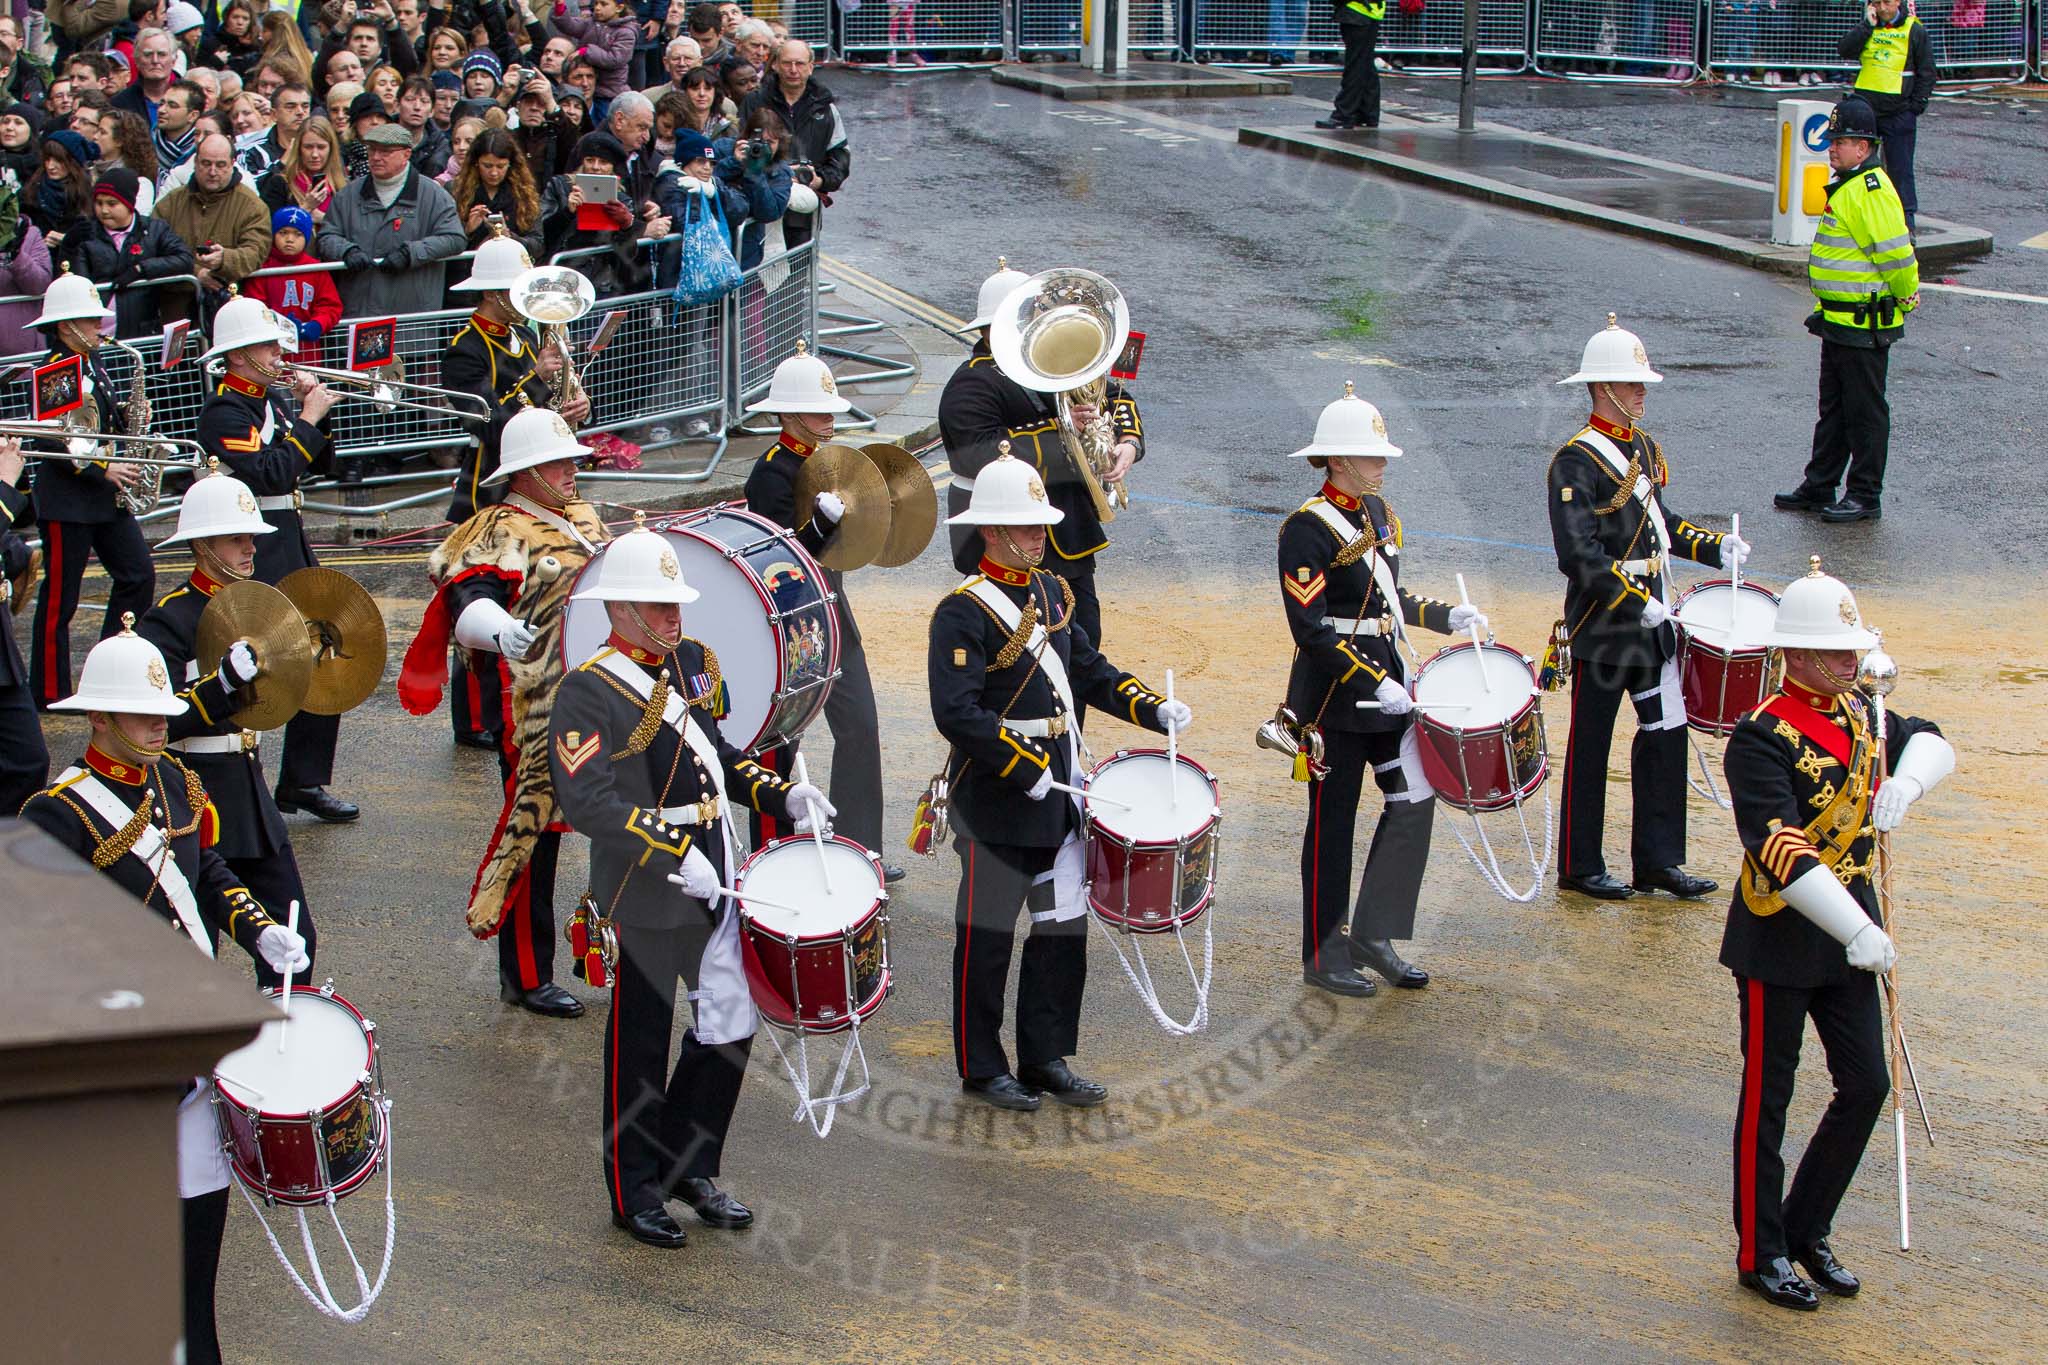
452;235;535;292
744;339;852;415
32;265;114;328
1559;313;1663;385
158;463;275;545
202;295;297;361
486;407;594;483
1288;381;1403;460
945;445;1064;527
966;255;1030;331
1763;556;1880;651
49;617;189;716
571;525;700;604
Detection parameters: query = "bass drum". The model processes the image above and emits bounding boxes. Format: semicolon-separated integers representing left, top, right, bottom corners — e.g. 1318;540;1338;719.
562;505;840;754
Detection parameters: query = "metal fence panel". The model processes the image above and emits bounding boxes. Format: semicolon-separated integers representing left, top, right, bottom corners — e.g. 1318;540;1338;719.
568;287;728;438
755;0;832;44
1192;0;1530;63
1707;1;2030;78
837;0;1008;56
732;242;820;409
1535;0;1700;77
1014;0;1183;54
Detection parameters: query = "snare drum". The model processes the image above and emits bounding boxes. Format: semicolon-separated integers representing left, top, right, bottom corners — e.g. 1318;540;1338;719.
1675;580;1781;736
213;986;387;1206
734;835;891;1034
1082;749;1221;933
562;505;839;754
1412;641;1549;813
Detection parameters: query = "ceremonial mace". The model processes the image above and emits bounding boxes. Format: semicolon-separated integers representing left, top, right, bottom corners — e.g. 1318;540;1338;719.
1858;631;1937;1251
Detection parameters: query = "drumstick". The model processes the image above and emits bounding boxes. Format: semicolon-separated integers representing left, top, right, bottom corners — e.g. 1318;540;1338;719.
1726;513;1742;645
1358;699;1471;710
532;555;565;584
1047;779;1134;810
212;1070;265;1102
716;885;808;917
1165;668;1179;810
793;752;835;894
1456;573;1492;693
277;899;300;1054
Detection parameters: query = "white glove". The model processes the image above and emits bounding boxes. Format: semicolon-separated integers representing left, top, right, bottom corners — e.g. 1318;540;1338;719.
256;924;310;973
1373;676;1413;716
454;596;533;657
221;640;260;688
1447;603;1487;634
1722;532;1751;569
666;845;720;902
789;781;836;834
1873;733;1954;832
1158;699;1193;735
497;618;539;660
1846;923;1897;974
1640;597;1669;630
1871;776;1922;833
1026;767;1053;801
814;491;844;526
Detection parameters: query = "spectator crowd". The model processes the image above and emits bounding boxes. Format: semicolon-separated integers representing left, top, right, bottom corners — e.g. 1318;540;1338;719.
0;0;851;353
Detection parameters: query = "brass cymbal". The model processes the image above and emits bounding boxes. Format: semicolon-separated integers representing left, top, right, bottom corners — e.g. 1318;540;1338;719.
196;579;313;731
795;442;889;571
863;442;938;569
279;567;389;715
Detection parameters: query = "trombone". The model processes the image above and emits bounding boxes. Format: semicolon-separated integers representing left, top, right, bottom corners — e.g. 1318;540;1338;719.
202;356;492;422
0;420;206;467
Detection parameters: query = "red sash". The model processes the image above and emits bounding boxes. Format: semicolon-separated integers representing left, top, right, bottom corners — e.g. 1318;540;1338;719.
1761;692;1854;768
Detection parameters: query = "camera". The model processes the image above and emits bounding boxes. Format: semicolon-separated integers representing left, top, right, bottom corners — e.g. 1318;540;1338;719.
792;161;816;187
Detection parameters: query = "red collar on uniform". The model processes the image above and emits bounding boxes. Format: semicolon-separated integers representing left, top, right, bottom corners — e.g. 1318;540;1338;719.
1320;481;1361;512
190;566;227;597
606;632;664;665
1781;678;1842;713
778;431;814;458
978;556;1030;587
220;371;266;398
84;744;151;786
1765;686;1852;768
1587;413;1634;442
471;312;510;338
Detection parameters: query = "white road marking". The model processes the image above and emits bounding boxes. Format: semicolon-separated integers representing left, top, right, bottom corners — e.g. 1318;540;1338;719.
1920;281;2048;306
2018;230;2048;251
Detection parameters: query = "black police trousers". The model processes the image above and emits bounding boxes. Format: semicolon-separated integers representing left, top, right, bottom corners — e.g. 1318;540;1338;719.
1800;339;1891;507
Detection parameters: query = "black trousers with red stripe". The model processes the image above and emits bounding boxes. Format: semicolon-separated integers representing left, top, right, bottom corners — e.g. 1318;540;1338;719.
30;515;155;705
602;918;751;1216
449;651;505;739
1560;659;1687;881
951;838;1080;1081
498;830;561;992
1731;972;1887;1271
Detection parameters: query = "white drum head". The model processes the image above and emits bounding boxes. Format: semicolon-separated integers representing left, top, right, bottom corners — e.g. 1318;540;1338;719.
1087;753;1218;842
1678;583;1778;651
215;993;367;1114
739;840;882;938
1415;645;1535;730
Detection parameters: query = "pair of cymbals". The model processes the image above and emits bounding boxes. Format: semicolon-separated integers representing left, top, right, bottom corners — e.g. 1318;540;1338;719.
194;569;386;729
793;442;938;571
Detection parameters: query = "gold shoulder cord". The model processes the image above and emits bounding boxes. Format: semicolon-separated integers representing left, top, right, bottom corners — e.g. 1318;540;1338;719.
610;673;671;758
1330;496;1396;568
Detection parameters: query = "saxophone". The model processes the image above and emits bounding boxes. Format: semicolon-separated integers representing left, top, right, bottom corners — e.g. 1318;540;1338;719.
106;338;168;516
1056;375;1127;523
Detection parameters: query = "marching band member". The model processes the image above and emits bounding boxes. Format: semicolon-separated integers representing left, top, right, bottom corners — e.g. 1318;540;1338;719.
930;450;1189;1111
136;464;318;991
25;267;155;711
938;258;1144;649
19;625;306;1365
196;296;360;825
1721;561;1952;1310
549;525;830;1248
741;343;899;881
1279;385;1476;997
398;408;609;1018
0;435;48;813
1547;315;1748;901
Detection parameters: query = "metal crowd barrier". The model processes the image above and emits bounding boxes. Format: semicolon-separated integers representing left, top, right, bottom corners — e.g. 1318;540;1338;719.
1535;0;1702;80
1188;0;1531;68
1012;0;1183;57
1704;0;2032;80
837;0;1008;59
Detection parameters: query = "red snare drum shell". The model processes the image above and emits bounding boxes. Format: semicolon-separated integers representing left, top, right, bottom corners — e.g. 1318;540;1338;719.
1082;750;1221;934
736;836;892;1035
1674;580;1782;737
213;988;386;1206
1412;642;1548;814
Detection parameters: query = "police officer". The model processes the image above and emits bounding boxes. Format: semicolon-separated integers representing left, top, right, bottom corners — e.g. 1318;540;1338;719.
137;465;319;992
741;343;900;880
1774;97;1919;527
24;267;155;710
930;450;1189;1111
0;434;48;812
939;259;1143;651
1279;385;1482;996
196;296;361;822
1721;560;1953;1311
1840;0;1934;231
548;526;828;1249
1316;0;1384;130
20;625;307;1365
1548;315;1749;901
398;408;609;1018
442;237;590;748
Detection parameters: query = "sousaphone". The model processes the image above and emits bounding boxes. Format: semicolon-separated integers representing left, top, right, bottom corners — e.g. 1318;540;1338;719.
196;580;315;731
987;267;1132;523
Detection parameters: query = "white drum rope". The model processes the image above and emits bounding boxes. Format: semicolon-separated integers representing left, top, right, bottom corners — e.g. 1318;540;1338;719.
761;1022;871;1139
1685;732;1733;811
233;1096;396;1324
1448;784;1554;905
1089;909;1213;1037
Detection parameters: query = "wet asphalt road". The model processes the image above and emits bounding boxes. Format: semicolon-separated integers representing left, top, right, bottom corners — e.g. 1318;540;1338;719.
154;67;2048;1362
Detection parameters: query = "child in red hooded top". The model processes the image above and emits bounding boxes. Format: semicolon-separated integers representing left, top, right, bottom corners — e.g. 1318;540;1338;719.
243;206;342;365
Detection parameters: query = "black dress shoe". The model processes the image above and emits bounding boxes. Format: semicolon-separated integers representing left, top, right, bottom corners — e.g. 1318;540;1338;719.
1739;1257;1819;1311
881;862;907;885
274;786;360;823
1820;496;1881;523
1773;488;1831;512
500;981;585;1018
1353;939;1429;988
963;1074;1041;1111
1558;871;1636;900
1314;116;1358;129
454;729;501;751
612;1206;688;1249
1303;965;1377;997
1633;866;1719;899
1794;1240;1859;1296
1017;1059;1108;1108
673;1177;753;1228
